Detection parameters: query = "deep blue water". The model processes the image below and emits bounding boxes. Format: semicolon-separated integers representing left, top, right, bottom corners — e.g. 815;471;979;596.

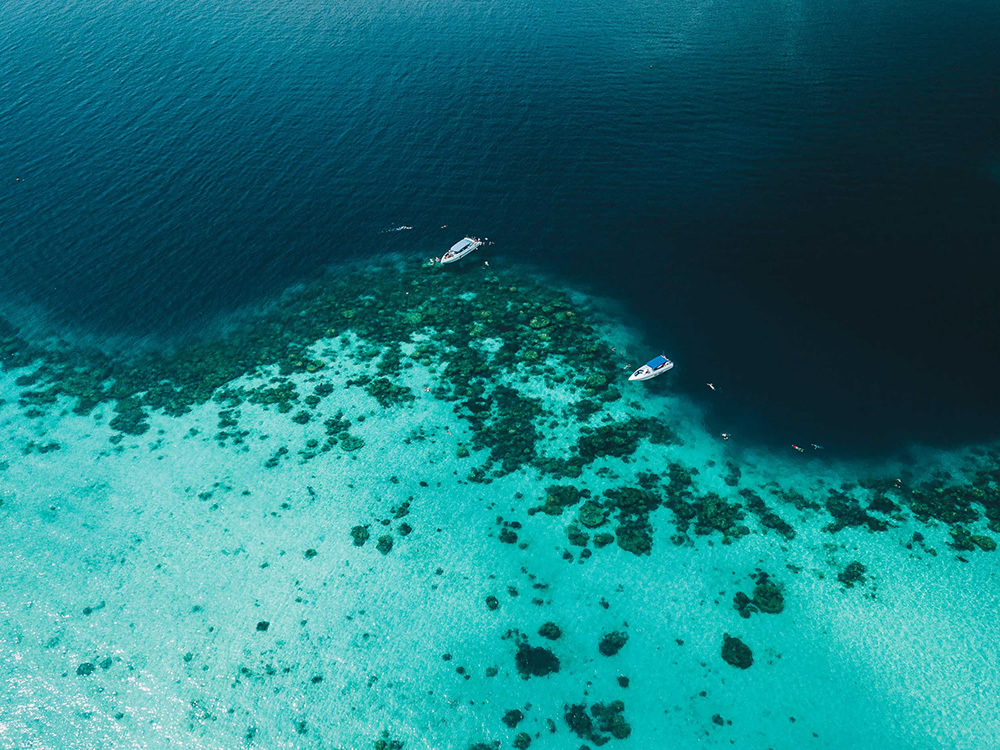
2;0;998;453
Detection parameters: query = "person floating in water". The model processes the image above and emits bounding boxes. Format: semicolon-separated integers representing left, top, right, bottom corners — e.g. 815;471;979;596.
707;383;716;391
721;432;731;441
792;444;805;453
810;443;824;450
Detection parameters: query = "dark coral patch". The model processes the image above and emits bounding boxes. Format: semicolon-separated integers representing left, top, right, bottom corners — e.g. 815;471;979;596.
514;642;560;679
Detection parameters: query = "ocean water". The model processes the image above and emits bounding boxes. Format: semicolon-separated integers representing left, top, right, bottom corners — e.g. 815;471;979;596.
2;0;998;450
1;0;1000;748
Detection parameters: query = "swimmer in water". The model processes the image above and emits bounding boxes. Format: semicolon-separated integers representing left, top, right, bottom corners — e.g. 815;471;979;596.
721;432;730;441
792;444;805;453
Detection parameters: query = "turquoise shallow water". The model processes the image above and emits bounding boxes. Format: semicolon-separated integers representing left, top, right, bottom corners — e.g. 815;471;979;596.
1;259;999;749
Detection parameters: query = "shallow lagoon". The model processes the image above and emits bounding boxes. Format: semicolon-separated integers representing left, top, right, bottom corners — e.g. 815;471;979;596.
1;258;998;749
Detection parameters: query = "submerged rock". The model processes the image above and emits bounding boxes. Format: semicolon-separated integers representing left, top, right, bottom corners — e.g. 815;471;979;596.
694;492;746;538
502;708;525;728
721;633;753;669
592;700;632;740
752;578;784;614
825;491;887;533
578;500;608;528
576;418;673;462
867;493;899;514
376;535;393;555
949;526;996;552
538;622;562;640
498;526;518;544
350;525;370;546
593;532;615;547
598;630;629;656
614;518;652;556
739;488;796;540
362;376;415;407
732;591;756;619
907;483;980;526
950;526;976;551
533;485;581;515
604;487;659;514
565;699;631;743
837;560;867;588
340;434;365;452
972;534;997;551
76;662;96;676
109;398;150;437
564;703;594;739
514;642;560;679
566;524;589;547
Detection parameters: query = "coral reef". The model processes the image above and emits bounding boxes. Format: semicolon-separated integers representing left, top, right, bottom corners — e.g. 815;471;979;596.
514;641;560;679
537;622;562;641
721;633;753;669
837;561;867;588
752;573;784;614
564;699;632;744
598;631;629;657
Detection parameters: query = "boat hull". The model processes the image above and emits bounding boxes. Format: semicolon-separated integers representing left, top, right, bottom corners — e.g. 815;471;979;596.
628;361;674;381
441;238;484;264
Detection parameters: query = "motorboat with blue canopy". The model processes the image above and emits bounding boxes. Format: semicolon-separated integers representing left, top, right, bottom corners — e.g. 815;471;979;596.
628;354;674;381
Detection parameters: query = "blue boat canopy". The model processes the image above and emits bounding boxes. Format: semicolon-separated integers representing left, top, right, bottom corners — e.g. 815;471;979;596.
645;355;669;368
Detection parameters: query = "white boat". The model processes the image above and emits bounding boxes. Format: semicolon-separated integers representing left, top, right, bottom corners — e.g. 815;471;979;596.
441;237;484;264
628;354;674;381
